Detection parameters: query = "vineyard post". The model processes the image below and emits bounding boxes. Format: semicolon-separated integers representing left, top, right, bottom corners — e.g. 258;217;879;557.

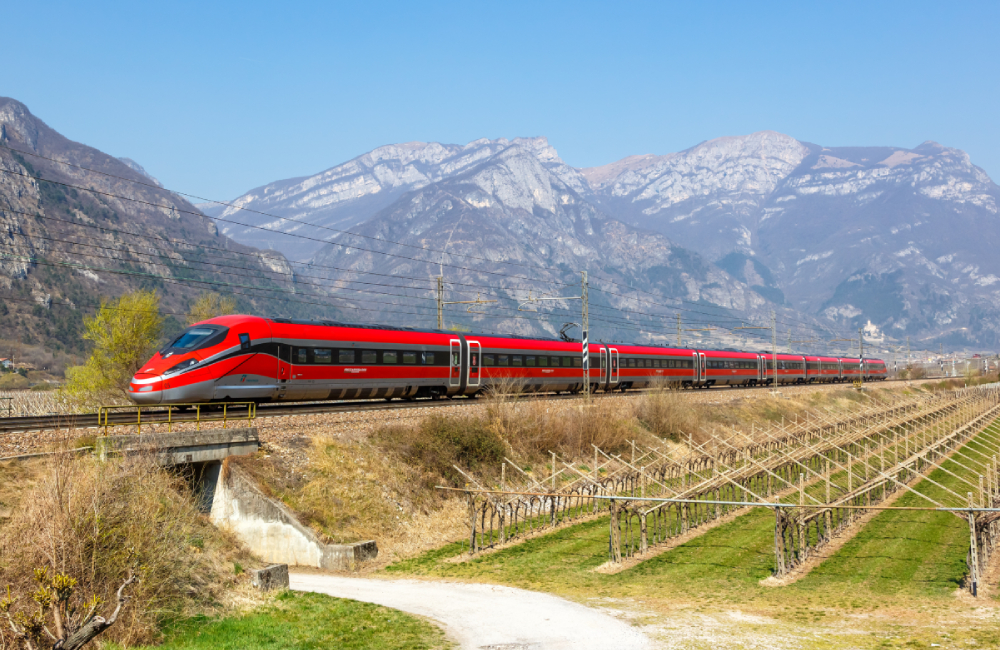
467;487;476;556
968;492;980;597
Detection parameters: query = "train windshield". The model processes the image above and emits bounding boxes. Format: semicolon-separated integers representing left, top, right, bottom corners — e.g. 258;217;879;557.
163;326;227;353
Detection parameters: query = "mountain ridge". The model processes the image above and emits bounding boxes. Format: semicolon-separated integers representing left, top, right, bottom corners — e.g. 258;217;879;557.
212;130;1000;348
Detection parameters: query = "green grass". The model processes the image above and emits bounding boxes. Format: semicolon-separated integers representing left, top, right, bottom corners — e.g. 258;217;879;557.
129;591;451;650
386;420;1000;642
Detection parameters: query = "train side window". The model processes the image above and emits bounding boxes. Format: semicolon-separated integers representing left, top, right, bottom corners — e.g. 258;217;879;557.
383;351;398;364
511;355;522;367
538;356;548;367
338;349;355;364
314;349;333;364
526;356;536;367
483;354;495;366
362;350;377;364
498;355;508;366
296;348;308;364
403;352;417;364
422;352;435;365
558;356;568;367
627;359;634;368
574;357;582;368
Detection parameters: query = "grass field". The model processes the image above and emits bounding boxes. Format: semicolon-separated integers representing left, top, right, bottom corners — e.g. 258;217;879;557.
385;420;1000;649
124;591;451;650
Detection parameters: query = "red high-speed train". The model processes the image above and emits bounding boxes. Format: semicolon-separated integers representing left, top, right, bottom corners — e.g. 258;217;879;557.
128;315;888;405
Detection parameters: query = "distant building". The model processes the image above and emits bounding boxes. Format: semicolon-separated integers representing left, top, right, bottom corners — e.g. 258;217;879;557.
0;358;10;369
862;319;884;343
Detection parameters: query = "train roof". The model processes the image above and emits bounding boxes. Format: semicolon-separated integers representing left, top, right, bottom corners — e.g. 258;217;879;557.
261;316;876;359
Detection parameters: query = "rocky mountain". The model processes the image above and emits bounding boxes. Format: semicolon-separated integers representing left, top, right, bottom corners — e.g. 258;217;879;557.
211;137;802;344
0;97;301;359
211;130;1000;349
585;133;1000;348
307;139;776;341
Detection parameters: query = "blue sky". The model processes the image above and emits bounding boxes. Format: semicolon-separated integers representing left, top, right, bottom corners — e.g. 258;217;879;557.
5;1;998;200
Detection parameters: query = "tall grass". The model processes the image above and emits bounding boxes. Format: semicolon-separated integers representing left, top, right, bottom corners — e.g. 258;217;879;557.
0;453;252;647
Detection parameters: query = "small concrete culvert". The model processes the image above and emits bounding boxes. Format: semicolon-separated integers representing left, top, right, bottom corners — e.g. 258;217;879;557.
290;574;651;650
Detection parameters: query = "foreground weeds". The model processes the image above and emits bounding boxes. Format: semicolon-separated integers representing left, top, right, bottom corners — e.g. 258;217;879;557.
0;453;256;647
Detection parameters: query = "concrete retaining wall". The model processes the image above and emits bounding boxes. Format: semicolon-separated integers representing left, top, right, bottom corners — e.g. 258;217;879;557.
210;460;377;570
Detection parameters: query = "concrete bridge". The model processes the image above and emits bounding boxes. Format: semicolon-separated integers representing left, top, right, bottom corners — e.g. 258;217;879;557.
95;427;376;570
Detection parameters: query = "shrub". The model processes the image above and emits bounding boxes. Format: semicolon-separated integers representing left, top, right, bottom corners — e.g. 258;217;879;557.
187;293;237;325
60;290;163;408
376;414;505;486
0;453;248;647
0;374;29;390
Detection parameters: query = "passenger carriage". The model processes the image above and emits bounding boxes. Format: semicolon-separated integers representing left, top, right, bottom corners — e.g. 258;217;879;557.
127;314;890;405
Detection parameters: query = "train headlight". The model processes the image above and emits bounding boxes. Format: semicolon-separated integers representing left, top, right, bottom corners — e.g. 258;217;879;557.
165;359;197;375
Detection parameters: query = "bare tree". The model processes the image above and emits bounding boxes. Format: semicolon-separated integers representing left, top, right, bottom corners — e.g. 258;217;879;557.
1;567;137;650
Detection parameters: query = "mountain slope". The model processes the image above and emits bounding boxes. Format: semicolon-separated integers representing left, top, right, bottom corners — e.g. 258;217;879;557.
306;140;778;342
0;97;300;358
585;134;1000;347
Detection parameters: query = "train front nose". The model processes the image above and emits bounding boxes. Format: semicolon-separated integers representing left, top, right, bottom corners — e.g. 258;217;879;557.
128;372;163;404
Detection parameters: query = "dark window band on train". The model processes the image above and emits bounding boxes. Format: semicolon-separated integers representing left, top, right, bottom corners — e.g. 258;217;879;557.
289;346;446;366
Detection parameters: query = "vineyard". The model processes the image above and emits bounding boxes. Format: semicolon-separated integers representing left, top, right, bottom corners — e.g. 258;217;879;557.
447;384;1000;601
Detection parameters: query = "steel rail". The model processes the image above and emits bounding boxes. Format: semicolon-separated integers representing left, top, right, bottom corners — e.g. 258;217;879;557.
0;375;948;434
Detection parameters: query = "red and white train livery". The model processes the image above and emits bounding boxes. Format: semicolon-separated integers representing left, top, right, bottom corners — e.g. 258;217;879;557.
128;315;887;405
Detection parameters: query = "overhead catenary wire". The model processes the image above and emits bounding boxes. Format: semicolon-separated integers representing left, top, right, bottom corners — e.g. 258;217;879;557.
0;151;893;347
0;147;865;339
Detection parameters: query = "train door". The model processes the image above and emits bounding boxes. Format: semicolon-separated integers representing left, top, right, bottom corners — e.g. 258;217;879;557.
599;346;608;387
467;340;481;389
449;339;462;388
275;343;290;399
609;347;619;387
699;353;707;386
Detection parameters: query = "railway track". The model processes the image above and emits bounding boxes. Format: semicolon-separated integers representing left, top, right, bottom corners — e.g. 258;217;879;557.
0;377;933;434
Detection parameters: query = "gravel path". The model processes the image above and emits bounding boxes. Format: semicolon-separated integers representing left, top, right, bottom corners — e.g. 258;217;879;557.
290;573;651;650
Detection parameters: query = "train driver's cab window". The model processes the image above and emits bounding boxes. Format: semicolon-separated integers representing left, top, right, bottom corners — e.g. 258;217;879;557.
526;356;536;367
498;355;509;366
422;352;435;365
362;350;377;364
403;352;417;364
314;349;333;364
296;348;308;364
383;351;398;364
338;349;355;364
239;333;251;350
483;354;495;366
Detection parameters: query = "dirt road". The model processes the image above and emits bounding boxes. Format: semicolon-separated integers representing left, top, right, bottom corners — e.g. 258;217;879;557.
290;573;651;650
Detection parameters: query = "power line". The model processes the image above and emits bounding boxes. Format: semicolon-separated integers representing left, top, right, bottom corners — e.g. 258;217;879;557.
0;143;579;279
